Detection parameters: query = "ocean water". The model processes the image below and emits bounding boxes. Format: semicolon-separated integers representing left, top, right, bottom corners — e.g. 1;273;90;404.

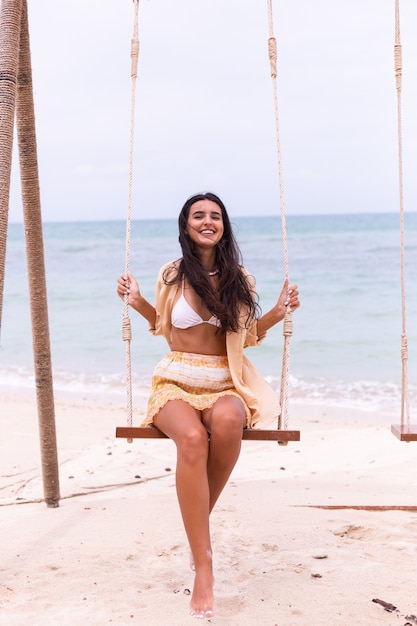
1;212;417;415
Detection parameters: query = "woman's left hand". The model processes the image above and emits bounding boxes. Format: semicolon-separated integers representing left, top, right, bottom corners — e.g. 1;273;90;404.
278;279;300;313
256;279;300;337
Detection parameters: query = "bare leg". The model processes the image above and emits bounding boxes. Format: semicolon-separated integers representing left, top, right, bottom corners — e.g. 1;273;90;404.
188;397;246;579
202;395;246;512
154;401;214;618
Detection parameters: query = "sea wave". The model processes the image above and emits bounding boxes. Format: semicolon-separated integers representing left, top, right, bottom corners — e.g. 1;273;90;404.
2;365;416;415
266;374;417;413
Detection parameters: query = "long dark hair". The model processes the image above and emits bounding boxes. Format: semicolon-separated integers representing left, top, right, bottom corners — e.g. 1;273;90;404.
163;192;260;333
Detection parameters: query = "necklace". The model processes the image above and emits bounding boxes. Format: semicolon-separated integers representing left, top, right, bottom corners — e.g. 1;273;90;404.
207;269;219;276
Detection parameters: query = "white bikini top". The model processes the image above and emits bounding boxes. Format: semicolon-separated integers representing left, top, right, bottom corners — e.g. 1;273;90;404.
171;278;221;329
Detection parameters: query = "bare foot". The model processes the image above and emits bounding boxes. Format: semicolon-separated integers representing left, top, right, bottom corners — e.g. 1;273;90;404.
189;565;214;619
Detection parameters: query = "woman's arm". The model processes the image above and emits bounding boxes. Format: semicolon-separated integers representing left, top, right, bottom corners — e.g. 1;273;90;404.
256;279;300;337
116;272;157;327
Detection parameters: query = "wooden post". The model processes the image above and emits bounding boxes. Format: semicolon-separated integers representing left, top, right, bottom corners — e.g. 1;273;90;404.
0;0;60;507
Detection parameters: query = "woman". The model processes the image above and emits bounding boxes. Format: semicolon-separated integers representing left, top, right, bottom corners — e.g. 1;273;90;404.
117;192;300;619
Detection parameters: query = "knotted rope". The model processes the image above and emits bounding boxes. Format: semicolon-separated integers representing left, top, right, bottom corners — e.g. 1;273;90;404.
123;0;140;441
394;0;411;432
266;0;293;436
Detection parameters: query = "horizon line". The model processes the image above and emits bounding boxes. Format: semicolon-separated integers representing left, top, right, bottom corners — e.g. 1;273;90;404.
8;209;417;226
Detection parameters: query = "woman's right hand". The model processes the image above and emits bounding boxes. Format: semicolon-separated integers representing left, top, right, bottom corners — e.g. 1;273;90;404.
116;272;140;305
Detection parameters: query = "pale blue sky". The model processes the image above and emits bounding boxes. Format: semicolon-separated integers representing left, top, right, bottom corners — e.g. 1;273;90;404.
8;0;417;222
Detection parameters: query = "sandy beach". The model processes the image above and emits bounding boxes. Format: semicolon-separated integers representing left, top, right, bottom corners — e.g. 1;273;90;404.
1;391;417;625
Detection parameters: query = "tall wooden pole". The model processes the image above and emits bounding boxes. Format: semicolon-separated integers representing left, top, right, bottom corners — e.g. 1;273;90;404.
0;0;60;507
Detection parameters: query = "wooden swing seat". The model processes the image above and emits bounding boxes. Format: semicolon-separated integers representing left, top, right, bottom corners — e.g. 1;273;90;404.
391;424;417;442
116;426;300;443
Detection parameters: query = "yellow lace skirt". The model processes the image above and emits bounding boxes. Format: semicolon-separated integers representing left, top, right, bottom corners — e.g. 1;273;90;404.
142;351;250;427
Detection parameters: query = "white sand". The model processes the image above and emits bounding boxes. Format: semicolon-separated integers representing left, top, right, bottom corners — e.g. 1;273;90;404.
1;392;417;625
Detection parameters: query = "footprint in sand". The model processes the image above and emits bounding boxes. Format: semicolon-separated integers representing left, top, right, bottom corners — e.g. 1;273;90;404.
333;524;369;540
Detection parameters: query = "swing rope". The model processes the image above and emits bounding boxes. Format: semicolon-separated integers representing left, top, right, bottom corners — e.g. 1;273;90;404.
394;0;411;433
266;0;293;431
122;0;140;440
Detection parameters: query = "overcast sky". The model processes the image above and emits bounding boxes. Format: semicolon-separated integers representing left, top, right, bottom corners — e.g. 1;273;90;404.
7;0;417;222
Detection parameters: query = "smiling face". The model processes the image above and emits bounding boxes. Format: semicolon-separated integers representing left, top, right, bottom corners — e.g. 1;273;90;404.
185;199;225;249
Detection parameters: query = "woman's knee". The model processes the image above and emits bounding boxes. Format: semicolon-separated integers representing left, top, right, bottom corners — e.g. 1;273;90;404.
208;397;246;438
176;424;209;465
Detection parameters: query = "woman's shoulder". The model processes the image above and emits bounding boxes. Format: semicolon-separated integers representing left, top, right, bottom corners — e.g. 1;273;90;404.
157;259;182;283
